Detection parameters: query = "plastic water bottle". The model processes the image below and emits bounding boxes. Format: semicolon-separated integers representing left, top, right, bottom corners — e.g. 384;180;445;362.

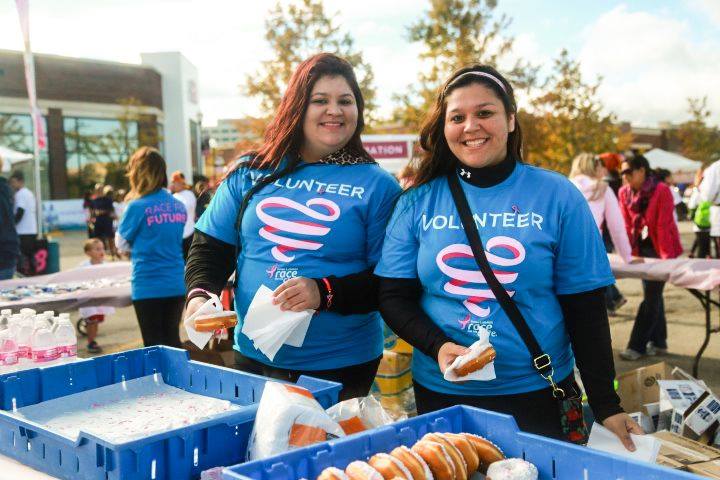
0;329;18;366
19;308;36;317
30;325;58;363
16;317;34;360
55;317;77;359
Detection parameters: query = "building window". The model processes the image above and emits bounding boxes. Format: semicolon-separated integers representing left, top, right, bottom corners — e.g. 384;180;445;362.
0;112;49;202
63;117;139;198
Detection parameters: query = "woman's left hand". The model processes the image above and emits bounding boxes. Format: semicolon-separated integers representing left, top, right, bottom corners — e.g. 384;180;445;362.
273;277;321;311
602;412;644;451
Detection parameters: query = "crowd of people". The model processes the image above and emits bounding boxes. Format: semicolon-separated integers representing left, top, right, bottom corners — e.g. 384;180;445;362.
3;52;715;452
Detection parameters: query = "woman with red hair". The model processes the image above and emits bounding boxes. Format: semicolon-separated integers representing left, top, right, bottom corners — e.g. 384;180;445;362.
184;53;400;399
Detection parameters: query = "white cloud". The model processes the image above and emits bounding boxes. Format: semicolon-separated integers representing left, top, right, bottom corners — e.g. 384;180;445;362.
687;0;720;25
579;5;720;126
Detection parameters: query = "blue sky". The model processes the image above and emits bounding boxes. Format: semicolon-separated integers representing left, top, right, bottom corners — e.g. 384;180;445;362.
1;0;719;127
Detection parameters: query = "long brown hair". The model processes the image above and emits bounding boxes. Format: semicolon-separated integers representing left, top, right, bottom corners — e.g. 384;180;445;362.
229;53;369;176
125;146;167;201
413;65;523;188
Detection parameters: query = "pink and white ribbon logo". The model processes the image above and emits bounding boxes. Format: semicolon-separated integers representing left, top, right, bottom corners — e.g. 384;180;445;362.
256;197;341;262
436;236;526;318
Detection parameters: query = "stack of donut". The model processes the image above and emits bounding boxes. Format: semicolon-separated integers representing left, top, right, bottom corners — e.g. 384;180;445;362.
316;431;536;480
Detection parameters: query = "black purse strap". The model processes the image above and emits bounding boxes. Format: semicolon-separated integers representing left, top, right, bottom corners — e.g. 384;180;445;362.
447;172;567;399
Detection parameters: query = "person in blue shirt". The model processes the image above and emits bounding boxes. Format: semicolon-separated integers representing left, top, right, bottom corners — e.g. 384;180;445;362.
185;53;401;400
376;65;642;448
116;146;186;347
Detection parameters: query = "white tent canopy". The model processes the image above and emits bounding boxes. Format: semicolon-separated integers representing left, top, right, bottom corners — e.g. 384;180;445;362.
645;148;702;173
0;146;33;173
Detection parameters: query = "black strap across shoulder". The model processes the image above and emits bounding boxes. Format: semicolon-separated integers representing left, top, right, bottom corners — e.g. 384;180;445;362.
446;172;568;398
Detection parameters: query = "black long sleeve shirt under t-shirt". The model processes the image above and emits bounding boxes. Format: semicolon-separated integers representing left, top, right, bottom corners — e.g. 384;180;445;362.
185;230;380;315
377;156;623;423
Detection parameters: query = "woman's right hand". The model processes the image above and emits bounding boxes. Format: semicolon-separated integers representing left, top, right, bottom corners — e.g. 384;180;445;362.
184;296;208;321
438;342;470;373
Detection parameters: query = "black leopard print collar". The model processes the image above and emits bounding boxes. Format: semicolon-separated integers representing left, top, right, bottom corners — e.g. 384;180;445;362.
314;146;376;165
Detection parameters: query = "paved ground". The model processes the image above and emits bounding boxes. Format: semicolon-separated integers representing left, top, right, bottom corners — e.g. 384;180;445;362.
49;221;720;391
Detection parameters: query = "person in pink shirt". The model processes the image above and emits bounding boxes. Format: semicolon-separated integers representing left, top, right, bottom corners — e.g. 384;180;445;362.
617;153;682;361
569;153;636;317
569;153;633;263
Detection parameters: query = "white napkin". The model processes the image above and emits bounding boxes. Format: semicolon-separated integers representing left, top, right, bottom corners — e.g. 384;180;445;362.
443;327;496;382
184;293;224;349
241;285;314;361
587;422;660;463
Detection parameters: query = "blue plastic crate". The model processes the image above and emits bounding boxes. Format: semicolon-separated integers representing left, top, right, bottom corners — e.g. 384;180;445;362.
0;346;341;480
223;405;700;480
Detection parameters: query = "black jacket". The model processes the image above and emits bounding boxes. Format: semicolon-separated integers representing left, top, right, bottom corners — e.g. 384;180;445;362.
0;177;19;268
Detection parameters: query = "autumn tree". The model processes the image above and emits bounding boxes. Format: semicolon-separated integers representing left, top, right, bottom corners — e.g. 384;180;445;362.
522;49;625;172
392;0;537;132
676;97;720;164
244;0;377;128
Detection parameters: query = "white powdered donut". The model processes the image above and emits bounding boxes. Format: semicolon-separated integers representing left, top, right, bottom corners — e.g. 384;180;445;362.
345;461;384;480
485;459;538;480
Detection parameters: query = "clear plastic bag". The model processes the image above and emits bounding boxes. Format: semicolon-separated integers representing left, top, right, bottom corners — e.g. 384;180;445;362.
326;394;395;435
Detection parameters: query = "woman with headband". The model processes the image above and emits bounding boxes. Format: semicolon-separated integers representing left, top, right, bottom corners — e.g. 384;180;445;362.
185;53;401;400
376;65;641;447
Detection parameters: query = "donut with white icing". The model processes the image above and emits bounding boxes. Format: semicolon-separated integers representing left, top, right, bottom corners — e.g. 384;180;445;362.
390;445;434;480
317;467;350;480
411;440;455;480
422;433;468;480
485;458;538;480
345;461;384;480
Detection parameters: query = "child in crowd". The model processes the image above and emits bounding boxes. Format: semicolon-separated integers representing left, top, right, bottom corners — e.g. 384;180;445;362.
78;238;114;353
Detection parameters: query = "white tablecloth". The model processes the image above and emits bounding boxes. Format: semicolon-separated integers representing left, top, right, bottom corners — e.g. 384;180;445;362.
609;254;720;291
0;262;131;312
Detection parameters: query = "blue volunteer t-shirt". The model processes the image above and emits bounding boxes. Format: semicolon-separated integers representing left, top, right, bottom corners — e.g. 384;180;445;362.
118;189;187;300
375;163;613;396
196;158;401;370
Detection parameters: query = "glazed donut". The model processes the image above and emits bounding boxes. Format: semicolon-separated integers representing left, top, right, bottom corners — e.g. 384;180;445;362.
411;440;455;480
317;467;350;480
345;461;384;480
368;453;413;480
461;433;505;474
193;310;238;332
442;433;480;473
485;459;538;480
453;346;496;377
389;445;434;480
422;433;467;480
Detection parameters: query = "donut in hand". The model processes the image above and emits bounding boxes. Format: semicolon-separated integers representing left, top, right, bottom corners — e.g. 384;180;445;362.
422;433;468;480
411;440;455;480
461;433;505;474
389;445;433;480
453;346;496;377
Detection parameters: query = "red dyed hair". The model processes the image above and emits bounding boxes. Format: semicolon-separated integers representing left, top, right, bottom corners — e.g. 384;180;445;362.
229;53;369;175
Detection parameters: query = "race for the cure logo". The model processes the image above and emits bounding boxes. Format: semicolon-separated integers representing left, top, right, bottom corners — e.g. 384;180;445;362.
266;264;300;281
256;197;341;262
436;236;526;318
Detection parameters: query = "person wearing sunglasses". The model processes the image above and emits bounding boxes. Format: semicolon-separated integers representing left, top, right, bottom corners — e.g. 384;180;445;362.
618;153;682;361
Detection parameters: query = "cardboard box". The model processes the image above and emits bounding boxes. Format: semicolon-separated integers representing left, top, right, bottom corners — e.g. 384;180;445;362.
659;380;707;412
688;460;720;479
373;350;412;396
684;391;720;437
656;455;688;470
629;411;656;434
616;362;673;413
652;431;720;465
643;402;661;430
